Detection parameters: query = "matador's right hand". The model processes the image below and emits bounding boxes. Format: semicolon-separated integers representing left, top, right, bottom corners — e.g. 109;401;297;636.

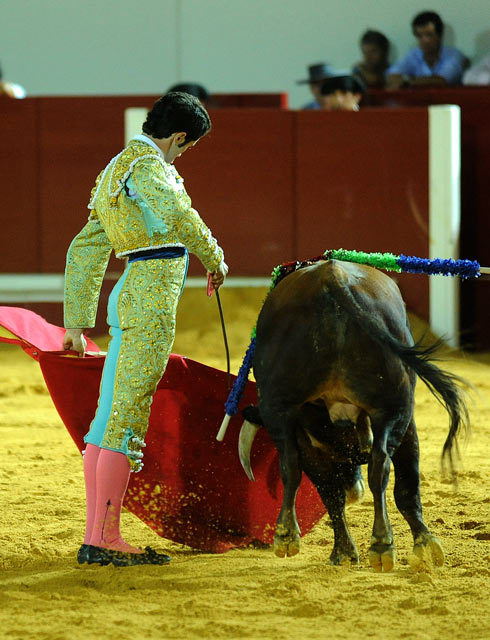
209;261;228;290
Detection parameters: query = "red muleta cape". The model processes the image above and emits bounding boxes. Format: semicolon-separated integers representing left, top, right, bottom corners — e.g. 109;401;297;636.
0;306;326;552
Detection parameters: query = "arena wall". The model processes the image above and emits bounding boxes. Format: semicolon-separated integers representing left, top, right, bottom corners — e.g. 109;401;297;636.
1;94;489;347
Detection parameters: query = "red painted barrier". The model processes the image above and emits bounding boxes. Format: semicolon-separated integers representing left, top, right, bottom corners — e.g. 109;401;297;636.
365;88;490;348
0;97;40;271
294;108;429;318
1;92;489;346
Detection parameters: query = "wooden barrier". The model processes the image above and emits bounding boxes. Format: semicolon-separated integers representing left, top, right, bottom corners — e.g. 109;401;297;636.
0;97;40;271
294;108;429;318
1;92;489;346
209;93;288;108
180;109;295;276
365;87;490;349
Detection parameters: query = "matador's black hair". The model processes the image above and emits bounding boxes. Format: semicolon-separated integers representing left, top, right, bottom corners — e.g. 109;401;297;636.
143;92;211;144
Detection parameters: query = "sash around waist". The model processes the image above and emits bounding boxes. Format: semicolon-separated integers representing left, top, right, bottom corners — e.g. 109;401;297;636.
127;246;187;263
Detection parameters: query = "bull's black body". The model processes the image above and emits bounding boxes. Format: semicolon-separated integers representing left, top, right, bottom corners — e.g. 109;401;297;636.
244;260;467;570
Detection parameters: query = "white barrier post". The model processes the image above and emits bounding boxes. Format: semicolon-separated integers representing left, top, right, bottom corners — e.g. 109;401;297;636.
428;104;461;348
124;107;149;145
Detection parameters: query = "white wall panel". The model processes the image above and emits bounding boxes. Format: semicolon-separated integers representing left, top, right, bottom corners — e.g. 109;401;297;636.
1;0;178;95
1;0;488;106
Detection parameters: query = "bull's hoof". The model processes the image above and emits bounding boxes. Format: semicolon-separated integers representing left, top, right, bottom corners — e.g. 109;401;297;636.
273;526;300;558
368;542;396;572
409;533;444;572
329;547;359;566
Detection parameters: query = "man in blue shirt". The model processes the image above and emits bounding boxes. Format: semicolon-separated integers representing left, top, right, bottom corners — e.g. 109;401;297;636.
386;11;465;88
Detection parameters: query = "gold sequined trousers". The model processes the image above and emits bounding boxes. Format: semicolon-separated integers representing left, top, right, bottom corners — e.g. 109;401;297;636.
84;253;188;471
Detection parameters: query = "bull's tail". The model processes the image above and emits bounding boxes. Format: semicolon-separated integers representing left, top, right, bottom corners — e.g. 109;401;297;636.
386;337;469;475
328;281;470;474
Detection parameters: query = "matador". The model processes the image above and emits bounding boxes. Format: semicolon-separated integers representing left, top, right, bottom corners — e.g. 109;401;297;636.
63;92;227;567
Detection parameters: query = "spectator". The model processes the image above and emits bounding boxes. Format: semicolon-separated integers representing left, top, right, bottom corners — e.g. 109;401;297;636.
352;30;390;88
297;63;336;109
386;11;465;88
463;53;490;85
167;82;209;104
319;75;366;111
0;63;26;98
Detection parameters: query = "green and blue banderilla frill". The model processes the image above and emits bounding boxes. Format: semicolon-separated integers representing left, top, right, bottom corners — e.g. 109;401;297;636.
216;249;483;441
325;249;480;278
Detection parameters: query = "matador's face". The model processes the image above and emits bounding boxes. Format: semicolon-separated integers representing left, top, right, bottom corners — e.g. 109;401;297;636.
165;134;199;164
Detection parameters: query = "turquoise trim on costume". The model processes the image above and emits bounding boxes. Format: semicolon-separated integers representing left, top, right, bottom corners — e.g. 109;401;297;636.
84;327;125;447
84;265;132;450
83;252;188;458
126;176;168;238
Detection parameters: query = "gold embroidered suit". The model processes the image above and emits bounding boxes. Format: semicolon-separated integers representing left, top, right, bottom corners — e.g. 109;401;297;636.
64;137;224;469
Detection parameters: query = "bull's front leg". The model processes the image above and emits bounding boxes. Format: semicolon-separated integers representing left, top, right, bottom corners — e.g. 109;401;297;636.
368;421;395;572
320;477;359;566
326;485;359;566
274;435;302;558
300;453;359;565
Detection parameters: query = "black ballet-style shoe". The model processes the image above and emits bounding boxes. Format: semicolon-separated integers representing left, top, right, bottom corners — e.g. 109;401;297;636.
77;544;115;566
77;544;91;565
110;546;171;567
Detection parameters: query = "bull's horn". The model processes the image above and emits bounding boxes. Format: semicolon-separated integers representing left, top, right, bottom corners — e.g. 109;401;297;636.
238;420;261;482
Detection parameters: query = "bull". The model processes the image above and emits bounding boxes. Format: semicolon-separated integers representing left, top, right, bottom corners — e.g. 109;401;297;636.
239;259;468;571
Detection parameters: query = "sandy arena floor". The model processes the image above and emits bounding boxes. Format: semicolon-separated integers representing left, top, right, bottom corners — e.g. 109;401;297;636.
1;287;489;640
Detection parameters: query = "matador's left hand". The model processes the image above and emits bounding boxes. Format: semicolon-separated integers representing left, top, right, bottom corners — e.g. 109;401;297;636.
63;328;87;356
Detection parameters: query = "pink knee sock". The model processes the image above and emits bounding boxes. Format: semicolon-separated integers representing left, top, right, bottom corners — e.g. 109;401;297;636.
88;448;142;553
83;444;101;544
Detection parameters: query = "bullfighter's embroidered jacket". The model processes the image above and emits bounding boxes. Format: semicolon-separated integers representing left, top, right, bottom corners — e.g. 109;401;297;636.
64;135;224;328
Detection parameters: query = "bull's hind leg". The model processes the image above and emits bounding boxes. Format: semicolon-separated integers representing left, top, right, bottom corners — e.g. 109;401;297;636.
391;419;444;569
273;429;302;558
367;415;396;572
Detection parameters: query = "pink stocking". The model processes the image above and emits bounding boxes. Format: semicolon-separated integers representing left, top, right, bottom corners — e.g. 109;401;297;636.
83;444;100;544
89;448;142;553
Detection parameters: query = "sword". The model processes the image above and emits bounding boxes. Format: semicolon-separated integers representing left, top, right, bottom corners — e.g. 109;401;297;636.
207;274;231;390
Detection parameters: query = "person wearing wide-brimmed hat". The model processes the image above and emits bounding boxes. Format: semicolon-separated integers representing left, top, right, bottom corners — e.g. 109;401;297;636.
297;63;336;109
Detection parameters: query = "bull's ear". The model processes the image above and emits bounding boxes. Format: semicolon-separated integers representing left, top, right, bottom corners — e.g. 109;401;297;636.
242;404;264;426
